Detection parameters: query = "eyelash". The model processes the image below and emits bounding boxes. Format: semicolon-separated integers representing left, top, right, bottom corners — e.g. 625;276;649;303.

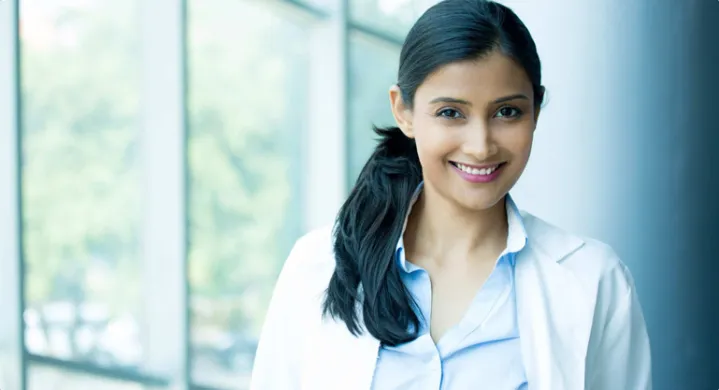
435;106;524;120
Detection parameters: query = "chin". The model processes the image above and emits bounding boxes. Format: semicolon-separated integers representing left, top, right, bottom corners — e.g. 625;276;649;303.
453;177;521;213
425;170;514;211
452;191;506;212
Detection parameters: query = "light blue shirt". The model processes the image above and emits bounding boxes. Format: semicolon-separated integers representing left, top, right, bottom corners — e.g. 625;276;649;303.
371;185;529;389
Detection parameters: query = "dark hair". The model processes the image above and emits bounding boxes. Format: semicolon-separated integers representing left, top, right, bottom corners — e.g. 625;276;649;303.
323;0;546;346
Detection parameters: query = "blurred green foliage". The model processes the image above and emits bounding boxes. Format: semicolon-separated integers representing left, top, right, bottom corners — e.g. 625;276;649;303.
20;0;428;360
22;1;143;312
186;0;306;336
21;0;306;341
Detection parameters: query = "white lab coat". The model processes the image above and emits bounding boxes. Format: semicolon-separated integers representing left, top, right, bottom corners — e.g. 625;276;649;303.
250;211;652;390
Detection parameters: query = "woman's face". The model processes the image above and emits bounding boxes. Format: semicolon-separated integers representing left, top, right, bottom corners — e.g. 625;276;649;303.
390;50;539;212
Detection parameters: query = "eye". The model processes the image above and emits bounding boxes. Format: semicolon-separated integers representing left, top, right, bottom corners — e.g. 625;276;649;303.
436;108;464;119
495;106;523;119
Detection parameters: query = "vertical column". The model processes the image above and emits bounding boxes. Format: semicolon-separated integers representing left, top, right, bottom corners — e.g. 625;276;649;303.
139;0;189;388
0;1;26;389
303;0;348;232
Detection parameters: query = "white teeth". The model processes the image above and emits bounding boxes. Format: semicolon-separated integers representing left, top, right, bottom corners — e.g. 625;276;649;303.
456;163;499;176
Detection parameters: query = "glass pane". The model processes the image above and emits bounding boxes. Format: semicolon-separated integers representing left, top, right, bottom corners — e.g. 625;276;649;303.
21;0;145;372
28;363;163;390
187;1;308;388
349;0;438;40
347;32;401;186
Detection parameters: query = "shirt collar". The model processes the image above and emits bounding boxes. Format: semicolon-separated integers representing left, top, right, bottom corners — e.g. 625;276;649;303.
396;182;528;272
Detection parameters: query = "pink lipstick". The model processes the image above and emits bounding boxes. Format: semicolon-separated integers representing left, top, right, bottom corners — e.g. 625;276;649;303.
450;161;505;183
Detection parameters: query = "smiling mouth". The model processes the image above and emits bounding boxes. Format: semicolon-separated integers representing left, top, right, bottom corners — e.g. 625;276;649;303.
449;161;506;176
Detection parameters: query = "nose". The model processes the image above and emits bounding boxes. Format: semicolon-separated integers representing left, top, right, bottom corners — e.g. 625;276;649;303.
461;121;498;161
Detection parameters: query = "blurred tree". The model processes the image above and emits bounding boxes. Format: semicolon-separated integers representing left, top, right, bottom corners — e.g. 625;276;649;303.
22;0;307;369
20;0;433;375
22;1;142;313
186;0;306;339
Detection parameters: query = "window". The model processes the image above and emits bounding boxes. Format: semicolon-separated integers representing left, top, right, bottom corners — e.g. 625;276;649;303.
21;0;147;376
345;1;440;187
6;0;435;388
346;32;401;185
187;0;309;388
349;0;437;39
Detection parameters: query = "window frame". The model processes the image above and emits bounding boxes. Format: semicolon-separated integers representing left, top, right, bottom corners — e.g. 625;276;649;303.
0;0;26;389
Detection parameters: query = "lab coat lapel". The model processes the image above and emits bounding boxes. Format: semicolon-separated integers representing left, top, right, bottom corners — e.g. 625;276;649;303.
515;215;594;390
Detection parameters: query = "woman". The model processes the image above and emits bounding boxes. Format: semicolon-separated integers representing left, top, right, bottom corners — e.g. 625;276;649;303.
251;0;651;389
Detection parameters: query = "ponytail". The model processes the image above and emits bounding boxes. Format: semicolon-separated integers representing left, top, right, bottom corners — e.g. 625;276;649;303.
322;126;423;346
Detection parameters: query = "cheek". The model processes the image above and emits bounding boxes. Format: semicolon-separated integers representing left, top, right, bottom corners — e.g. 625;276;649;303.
501;128;534;159
415;141;447;173
412;122;457;168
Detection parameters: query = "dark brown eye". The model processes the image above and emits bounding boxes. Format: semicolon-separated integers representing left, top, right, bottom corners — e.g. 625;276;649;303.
495;106;523;119
437;108;463;119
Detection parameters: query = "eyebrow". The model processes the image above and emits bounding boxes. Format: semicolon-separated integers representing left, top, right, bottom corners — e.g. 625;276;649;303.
429;94;530;106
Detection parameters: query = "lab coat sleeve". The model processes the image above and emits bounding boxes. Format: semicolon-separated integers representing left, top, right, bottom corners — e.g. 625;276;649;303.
587;263;652;390
249;236;312;390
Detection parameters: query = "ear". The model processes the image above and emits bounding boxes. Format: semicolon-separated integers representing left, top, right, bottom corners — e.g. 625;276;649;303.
389;85;414;138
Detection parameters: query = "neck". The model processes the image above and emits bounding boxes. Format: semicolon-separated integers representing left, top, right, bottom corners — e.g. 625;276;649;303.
404;187;508;266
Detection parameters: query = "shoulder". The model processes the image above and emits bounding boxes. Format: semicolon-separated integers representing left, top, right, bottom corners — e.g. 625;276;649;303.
520;211;646;350
257;224;336;337
285;224;335;271
274;224;337;304
519;212;651;386
251;225;337;388
520;210;635;295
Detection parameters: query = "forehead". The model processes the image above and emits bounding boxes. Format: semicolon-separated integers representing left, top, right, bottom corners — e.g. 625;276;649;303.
415;51;533;103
